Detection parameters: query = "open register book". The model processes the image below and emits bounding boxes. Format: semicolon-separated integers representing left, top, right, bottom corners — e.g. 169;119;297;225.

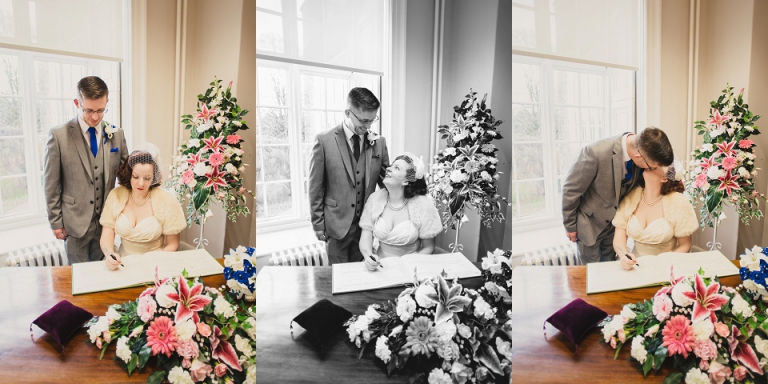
332;252;481;294
72;249;223;295
586;250;740;294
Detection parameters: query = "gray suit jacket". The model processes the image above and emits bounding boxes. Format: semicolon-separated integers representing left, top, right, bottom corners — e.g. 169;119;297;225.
308;124;390;239
561;134;641;247
44;117;129;238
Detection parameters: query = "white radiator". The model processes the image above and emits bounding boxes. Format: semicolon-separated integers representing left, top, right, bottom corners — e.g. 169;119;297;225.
520;243;580;266
5;241;68;267
268;242;329;266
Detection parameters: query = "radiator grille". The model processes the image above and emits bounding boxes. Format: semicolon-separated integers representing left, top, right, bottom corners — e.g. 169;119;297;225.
268;242;329;266
520;243;580;266
5;241;68;267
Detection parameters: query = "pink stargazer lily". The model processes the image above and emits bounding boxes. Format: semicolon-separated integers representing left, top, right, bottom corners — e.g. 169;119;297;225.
185;152;204;167
655;266;686;297
204;166;228;192
681;273;729;323
709;109;732;129
714;141;736;157
201;136;224;153
211;325;242;371
728;325;764;375
165;276;212;324
196;102;219;123
699;156;720;171
141;266;171;298
717;171;741;195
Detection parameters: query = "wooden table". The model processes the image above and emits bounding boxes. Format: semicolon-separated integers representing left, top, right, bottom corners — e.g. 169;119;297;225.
0;265;226;384
511;264;743;383
256;266;486;383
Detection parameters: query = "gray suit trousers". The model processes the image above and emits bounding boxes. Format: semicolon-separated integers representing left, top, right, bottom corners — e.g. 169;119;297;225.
65;219;104;263
577;224;617;264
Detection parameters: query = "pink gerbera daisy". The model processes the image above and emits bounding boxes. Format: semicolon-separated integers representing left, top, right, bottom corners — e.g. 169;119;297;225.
721;156;737;171
739;139;754;149
662;315;695;358
146;316;178;357
403;316;438;356
208;153;225;167
226;134;241;145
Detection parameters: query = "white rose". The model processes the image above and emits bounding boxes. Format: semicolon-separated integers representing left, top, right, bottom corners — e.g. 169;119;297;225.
213;295;235;318
739;167;751;179
684;368;709;384
449;170;466;183
155;283;177;308
700;143;714;152
671;281;694;307
396;295;416;322
193;162;210;177
706;166;723;180
691;318;714;341
168;366;194;384
175;319;197;341
444;147;457;156
235;334;255;357
415;284;438;308
732;294;754;318
225;163;238;175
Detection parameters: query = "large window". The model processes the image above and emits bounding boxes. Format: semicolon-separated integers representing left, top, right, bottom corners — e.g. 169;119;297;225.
256;0;388;231
512;55;635;229
255;60;380;227
0;48;120;227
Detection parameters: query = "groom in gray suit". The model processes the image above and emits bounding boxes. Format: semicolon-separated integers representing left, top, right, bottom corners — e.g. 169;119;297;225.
309;87;390;264
562;127;674;264
44;76;128;264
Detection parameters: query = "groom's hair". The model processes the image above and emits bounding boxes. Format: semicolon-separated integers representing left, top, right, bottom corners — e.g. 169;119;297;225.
76;76;109;100
347;87;380;112
637;127;674;166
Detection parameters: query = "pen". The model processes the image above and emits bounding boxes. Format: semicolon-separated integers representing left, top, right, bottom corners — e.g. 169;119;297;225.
102;247;125;268
367;255;384;269
619;248;639;267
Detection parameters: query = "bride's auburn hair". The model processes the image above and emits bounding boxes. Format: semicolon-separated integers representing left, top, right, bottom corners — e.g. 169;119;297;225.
638;177;685;195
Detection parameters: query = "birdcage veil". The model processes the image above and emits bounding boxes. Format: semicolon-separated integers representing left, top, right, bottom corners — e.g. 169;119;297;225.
128;142;163;186
666;159;684;182
395;152;427;182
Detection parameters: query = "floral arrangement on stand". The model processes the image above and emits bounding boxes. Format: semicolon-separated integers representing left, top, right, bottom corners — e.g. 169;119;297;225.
223;246;256;302
428;90;509;252
685;85;765;231
168;78;253;247
344;249;512;384
600;254;768;384
85;270;256;384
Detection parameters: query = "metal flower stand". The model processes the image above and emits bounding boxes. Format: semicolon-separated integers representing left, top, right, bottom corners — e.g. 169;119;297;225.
194;211;209;250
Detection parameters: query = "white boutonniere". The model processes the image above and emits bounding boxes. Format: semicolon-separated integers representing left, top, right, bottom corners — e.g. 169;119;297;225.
366;129;380;146
103;121;118;140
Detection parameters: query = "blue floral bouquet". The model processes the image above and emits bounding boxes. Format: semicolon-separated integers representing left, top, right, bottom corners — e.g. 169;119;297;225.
223;246;256;302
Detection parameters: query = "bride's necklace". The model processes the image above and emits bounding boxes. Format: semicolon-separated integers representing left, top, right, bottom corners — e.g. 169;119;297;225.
387;197;409;211
641;192;662;207
130;190;151;207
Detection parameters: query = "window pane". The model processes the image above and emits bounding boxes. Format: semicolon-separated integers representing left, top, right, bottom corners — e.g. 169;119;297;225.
554;70;578;105
554;107;579;141
301;74;325;108
34;61;63;97
301;143;312;179
0;0;14;38
580;108;604;141
255;146;264;183
512;143;543;180
257;107;288;144
301;110;325;143
512;104;540;141
0;138;26;176
0;54;19;95
512;6;536;48
580;73;604;106
0;97;22;135
262;146;291;181
264;182;293;218
257;66;287;106
512;62;539;103
326;77;349;109
36;100;66;135
256;11;285;53
556;143;581;176
517;180;546;217
0;176;29;216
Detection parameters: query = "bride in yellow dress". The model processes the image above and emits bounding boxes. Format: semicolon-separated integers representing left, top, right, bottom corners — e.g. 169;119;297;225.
612;160;698;269
358;152;442;270
99;144;186;269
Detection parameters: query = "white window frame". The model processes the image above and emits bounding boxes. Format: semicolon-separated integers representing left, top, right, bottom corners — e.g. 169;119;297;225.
0;47;122;230
512;54;636;233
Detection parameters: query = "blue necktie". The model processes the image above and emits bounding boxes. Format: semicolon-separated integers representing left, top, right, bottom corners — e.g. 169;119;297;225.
87;127;98;157
625;160;633;181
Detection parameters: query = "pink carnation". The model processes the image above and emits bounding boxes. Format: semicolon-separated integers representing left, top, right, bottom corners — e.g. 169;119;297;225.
226;134;241;145
695;172;708;188
138;295;157;323
739;139;754;149
721;156;737;171
182;170;195;185
708;361;733;384
176;339;200;360
652;294;673;321
693;339;717;360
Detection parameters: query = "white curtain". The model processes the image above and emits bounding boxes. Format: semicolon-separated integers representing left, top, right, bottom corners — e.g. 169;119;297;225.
513;0;641;69
0;0;124;61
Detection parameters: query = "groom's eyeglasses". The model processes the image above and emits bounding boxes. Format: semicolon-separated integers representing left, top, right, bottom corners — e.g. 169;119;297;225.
637;152;660;174
348;109;379;125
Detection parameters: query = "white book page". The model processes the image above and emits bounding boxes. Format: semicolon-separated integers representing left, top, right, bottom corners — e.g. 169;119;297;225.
332;257;411;294
72;249;222;295
402;253;482;281
586;250;739;294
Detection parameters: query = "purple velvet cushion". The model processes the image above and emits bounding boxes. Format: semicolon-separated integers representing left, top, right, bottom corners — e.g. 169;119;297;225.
31;300;93;350
291;299;352;351
544;298;607;346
